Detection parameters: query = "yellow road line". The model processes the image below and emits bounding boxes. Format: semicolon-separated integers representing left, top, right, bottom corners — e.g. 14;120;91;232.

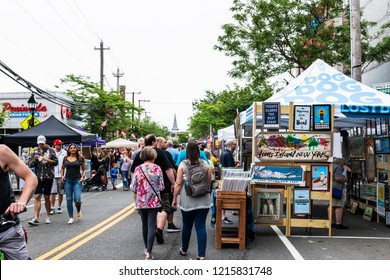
50;207;137;260
36;203;135;260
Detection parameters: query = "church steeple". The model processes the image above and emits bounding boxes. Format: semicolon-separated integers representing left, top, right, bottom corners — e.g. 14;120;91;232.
171;113;179;136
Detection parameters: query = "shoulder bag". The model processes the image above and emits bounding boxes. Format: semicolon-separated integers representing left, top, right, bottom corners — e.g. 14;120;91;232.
139;167;163;212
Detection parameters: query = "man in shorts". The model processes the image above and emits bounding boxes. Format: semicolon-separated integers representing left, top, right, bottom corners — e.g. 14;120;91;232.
50;139;67;214
28;135;58;226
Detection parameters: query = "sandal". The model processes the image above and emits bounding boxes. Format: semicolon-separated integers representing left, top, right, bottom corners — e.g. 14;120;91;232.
179;248;187;256
196;257;205;260
145;253;154;260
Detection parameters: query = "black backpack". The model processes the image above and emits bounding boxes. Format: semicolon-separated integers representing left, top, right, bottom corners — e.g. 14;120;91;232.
183;160;209;197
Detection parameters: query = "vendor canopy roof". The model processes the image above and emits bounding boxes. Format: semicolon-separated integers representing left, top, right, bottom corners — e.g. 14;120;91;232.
266;59;390;119
4;115;96;146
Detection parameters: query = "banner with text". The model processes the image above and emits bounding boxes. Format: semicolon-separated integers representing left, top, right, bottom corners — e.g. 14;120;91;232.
256;133;332;161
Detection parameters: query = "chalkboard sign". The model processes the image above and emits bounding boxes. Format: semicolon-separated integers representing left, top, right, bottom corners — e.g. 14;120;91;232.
262;102;280;129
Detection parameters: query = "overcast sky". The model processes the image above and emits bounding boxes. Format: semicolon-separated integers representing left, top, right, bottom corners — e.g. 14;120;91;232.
0;0;236;131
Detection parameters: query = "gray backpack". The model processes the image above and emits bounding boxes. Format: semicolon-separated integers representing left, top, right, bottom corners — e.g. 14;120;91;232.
183;160;209;197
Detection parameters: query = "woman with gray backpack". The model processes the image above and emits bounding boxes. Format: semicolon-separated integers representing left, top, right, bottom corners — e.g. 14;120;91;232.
172;141;212;260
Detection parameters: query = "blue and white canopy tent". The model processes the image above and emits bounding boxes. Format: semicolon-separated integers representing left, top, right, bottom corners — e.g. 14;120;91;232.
241;59;390;129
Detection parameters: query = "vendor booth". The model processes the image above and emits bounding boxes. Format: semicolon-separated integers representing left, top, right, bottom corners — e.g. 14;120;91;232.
233;59;390;238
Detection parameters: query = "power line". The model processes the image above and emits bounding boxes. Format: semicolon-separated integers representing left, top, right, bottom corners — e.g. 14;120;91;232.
72;0;101;39
45;0;94;47
14;0;97;73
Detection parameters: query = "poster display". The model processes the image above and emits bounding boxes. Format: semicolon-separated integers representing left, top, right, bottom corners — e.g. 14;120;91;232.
252;165;304;185
293;189;311;215
254;189;284;225
293;105;311;131
312;104;331;131
377;183;386;217
262;102;280;129
311;164;329;191
256;133;332;161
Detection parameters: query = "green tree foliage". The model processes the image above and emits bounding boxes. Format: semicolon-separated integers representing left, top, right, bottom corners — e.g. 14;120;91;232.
137;118;170;139
214;0;390;83
60;75;138;140
189;85;271;138
0;107;8;127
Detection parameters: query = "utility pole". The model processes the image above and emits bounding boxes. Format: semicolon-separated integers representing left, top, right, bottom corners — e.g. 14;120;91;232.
112;67;124;93
350;0;362;82
94;40;110;90
138;99;150;125
126;92;141;129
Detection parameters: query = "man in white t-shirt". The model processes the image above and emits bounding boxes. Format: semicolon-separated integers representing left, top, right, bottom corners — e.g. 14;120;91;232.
50;139;67;214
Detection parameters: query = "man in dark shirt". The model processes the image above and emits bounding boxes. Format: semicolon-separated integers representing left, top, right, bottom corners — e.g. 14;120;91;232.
131;134;175;244
28;135;58;226
220;139;240;223
221;139;239;168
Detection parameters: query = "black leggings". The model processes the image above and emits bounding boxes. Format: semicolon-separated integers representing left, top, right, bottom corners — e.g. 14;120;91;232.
139;208;159;253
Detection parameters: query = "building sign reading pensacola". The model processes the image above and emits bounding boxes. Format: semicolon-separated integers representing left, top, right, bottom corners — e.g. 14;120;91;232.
2;102;48;118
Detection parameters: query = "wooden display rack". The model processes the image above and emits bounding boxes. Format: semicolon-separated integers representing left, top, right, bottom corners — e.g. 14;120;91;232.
215;191;247;250
249;101;334;237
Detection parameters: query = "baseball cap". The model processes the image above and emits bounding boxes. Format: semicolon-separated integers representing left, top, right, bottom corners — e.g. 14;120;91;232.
53;139;63;146
37;135;46;144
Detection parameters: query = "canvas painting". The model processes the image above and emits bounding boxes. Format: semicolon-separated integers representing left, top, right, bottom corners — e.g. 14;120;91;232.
311;165;329;191
254;189;284;225
252;165;304;185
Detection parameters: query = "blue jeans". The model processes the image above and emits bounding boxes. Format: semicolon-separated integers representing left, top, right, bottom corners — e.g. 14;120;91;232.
64;178;82;218
121;170;129;189
181;208;209;258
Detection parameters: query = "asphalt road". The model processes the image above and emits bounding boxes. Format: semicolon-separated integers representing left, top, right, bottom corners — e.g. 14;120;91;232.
16;183;390;261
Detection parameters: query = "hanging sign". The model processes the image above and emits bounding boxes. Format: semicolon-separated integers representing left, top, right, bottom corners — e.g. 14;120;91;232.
262;102;280;129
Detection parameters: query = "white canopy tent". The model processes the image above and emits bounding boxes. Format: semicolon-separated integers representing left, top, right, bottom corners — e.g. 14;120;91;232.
217;124;235;142
102;138;138;149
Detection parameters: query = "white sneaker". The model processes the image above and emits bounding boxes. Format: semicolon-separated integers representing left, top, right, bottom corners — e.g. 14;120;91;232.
45;217;52;224
57;207;62;214
50;208;55;215
67;218;74;224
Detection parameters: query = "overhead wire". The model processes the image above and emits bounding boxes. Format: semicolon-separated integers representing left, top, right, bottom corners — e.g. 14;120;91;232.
0;28;59;82
0;60;89;109
14;0;97;74
45;0;94;47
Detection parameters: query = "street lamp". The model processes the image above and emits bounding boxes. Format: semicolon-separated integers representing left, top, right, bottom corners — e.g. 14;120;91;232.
27;93;38;128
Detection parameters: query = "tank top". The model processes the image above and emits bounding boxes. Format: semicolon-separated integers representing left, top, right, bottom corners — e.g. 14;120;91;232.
64;158;82;179
0;168;19;231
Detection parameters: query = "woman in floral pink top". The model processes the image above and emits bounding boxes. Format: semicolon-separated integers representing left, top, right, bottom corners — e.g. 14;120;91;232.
130;147;164;260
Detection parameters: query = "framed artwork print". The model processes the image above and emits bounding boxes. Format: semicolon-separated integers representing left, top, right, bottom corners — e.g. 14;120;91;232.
363;205;374;221
262;102;280;130
312;104;331;131
294;105;311;131
349;201;359;214
253;188;284;225
311;164;329;191
293;188;311;215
